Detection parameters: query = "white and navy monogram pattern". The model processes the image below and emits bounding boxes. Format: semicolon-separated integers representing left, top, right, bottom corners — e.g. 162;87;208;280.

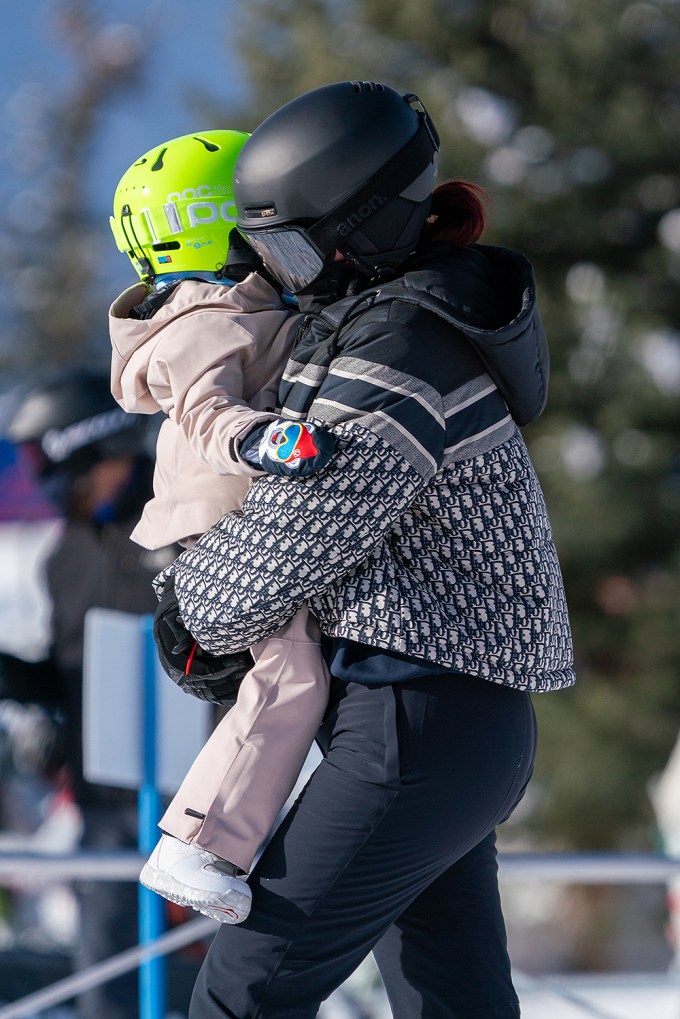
167;254;574;693
171;422;574;693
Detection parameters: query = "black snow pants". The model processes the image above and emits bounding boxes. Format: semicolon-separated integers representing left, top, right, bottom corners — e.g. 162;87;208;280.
190;671;537;1019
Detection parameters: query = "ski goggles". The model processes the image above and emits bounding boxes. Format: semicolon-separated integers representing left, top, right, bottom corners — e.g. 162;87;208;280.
237;225;327;293
239;94;441;293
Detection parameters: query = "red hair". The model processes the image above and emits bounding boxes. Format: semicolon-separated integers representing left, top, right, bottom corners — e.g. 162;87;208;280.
420;179;489;247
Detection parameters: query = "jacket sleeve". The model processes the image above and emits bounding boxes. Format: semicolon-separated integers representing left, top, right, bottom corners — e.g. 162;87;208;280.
172;319;447;653
146;308;284;478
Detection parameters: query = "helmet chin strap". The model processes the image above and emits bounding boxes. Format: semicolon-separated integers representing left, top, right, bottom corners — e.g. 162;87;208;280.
153;270;237;291
295;259;370;313
339;244;403;283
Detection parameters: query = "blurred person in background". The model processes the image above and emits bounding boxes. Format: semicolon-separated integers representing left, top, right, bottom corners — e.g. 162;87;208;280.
2;366;175;1018
0;436;68;959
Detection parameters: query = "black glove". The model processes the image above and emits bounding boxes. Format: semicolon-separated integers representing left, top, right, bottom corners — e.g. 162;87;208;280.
240;419;337;477
153;576;251;709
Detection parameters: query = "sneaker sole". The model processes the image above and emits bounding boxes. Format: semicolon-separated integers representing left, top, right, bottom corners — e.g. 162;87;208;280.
139;862;251;925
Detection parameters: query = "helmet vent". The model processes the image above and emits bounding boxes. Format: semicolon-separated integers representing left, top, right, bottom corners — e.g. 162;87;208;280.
194;136;220;152
151;147;168;171
351;81;384;93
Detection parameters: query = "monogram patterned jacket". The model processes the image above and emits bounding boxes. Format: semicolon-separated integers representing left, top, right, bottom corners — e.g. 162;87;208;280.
170;244;575;693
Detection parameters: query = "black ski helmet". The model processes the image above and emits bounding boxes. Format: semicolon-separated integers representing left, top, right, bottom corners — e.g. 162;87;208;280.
5;367;149;478
234;81;440;291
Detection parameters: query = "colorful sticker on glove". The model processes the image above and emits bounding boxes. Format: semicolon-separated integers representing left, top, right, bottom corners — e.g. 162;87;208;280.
268;422;318;466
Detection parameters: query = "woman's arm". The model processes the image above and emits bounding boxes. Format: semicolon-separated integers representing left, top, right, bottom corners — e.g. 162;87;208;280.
173;421;430;653
172;318;447;653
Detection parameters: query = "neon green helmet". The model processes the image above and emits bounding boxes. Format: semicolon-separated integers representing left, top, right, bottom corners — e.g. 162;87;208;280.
110;130;249;282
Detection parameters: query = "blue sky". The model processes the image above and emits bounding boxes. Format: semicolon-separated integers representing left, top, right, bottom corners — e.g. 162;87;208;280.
0;0;248;294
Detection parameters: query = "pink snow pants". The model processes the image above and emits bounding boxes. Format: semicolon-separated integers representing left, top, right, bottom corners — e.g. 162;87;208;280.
159;606;330;873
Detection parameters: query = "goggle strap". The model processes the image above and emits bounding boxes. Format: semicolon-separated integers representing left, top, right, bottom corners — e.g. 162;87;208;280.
306;112;439;254
119;205;153;278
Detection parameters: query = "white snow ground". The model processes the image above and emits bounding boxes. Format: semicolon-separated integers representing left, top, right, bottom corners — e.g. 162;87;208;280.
318;964;680;1019
514;973;680;1019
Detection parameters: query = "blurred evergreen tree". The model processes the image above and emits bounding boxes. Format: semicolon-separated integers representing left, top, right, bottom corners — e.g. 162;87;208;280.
219;0;680;850
0;0;145;379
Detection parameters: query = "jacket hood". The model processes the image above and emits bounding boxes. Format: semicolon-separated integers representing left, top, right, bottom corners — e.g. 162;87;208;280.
109;274;288;415
315;244;549;426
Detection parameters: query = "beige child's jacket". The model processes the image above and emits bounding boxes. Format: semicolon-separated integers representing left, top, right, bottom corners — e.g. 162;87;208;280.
109;273;301;550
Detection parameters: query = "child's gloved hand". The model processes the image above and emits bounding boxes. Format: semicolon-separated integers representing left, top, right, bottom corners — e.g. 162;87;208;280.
153;577;250;709
241;419;336;477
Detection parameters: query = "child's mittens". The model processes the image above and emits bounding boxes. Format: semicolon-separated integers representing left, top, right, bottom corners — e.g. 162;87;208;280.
241;419;336;477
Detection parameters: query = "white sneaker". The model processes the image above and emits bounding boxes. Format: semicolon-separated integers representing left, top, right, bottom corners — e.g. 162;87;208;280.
140;834;252;924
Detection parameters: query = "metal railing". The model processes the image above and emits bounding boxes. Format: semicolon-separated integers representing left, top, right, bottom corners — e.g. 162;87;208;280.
2;847;680;882
0;917;216;1019
1;849;679;1019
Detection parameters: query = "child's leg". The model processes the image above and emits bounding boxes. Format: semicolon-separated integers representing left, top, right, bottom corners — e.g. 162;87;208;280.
158;605;330;873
